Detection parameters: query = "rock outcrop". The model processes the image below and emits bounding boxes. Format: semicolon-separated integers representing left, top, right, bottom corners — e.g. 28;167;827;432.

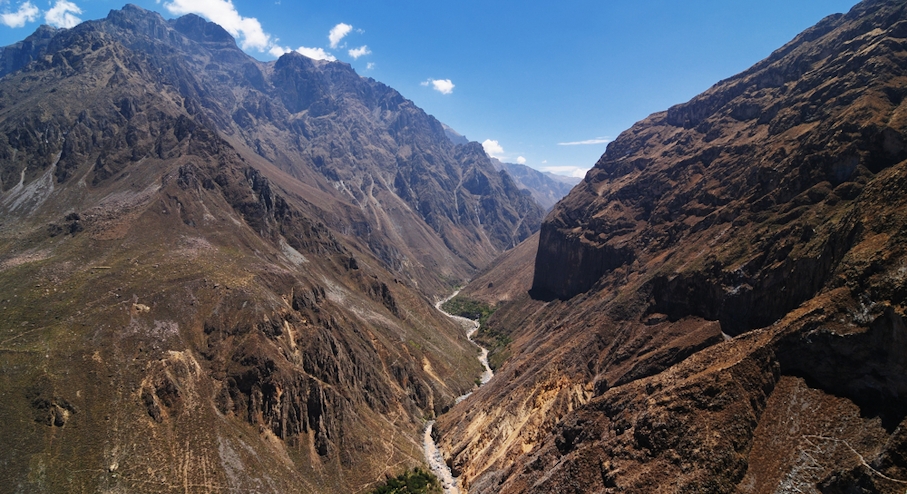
436;1;907;492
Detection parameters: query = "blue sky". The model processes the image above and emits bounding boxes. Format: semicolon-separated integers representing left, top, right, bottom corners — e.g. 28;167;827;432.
0;0;859;177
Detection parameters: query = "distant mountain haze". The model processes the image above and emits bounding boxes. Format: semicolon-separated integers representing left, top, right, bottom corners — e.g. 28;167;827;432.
442;125;581;211
488;157;579;211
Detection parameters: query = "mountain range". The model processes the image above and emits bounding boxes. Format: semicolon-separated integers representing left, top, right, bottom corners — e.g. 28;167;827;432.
489;158;580;212
0;5;545;492
4;0;907;493
442;124;582;211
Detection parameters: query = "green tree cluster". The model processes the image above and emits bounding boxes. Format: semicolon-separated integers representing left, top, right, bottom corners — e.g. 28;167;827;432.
368;468;443;494
441;296;495;325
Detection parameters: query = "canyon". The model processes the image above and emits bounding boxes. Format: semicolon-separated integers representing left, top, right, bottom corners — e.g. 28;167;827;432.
424;291;495;494
2;0;907;493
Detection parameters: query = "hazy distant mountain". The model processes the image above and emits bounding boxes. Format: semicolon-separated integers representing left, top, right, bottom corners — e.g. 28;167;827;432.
488;158;579;211
0;5;542;492
436;1;907;492
442;123;470;145
439;126;579;210
545;170;582;185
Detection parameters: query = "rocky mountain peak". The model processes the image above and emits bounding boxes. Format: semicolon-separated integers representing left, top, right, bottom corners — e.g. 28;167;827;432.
103;3;173;43
0;24;58;77
171;13;236;45
533;0;907;303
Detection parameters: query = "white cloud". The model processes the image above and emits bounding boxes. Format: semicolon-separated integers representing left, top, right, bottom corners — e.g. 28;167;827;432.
1;1;39;28
271;43;339;61
45;0;81;29
328;22;352;48
348;45;370;59
542;165;590;178
422;78;454;95
268;44;290;58
366;62;375;70
269;44;336;61
164;0;271;51
557;137;612;146
295;46;335;61
482;139;504;159
516;156;527;165
281;24;362;61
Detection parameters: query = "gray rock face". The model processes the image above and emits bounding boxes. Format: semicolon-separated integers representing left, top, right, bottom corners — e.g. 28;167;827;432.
0;4;543;286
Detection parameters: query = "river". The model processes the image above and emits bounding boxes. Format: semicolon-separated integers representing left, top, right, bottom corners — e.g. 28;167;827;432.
423;291;494;494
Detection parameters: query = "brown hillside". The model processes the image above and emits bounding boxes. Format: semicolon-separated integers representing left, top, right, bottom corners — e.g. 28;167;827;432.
436;1;907;492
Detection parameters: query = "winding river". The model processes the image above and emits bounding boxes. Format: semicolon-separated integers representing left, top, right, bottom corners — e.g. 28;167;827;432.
424;291;494;494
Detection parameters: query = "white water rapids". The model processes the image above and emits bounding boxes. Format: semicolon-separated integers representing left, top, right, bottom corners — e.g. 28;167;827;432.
423;291;494;494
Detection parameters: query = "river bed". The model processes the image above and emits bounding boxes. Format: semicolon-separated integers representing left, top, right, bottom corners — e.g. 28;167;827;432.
423;291;494;494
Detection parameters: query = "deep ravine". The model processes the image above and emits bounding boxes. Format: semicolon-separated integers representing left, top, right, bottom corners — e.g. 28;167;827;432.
424;291;494;494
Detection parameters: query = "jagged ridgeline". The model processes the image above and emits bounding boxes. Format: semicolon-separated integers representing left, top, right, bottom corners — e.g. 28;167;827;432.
435;0;907;492
0;4;542;493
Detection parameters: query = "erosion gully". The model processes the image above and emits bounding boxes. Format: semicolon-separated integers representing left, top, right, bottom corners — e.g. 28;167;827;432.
423;290;494;494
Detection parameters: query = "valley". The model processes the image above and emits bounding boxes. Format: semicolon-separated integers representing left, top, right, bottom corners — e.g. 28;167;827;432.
0;6;539;493
2;0;907;493
424;291;495;494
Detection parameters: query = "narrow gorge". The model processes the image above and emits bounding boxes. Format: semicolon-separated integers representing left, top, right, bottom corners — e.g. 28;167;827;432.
424;291;495;494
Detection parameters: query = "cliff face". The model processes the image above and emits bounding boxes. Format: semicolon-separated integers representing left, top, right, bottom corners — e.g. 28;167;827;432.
0;6;540;493
533;0;907;306
436;1;907;492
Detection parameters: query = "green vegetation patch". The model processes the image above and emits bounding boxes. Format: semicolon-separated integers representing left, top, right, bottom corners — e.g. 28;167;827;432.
474;325;512;370
441;296;496;325
368;468;442;494
441;296;514;370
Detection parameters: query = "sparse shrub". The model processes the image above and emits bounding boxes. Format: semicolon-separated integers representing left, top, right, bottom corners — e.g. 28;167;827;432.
441;296;496;325
369;468;442;494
